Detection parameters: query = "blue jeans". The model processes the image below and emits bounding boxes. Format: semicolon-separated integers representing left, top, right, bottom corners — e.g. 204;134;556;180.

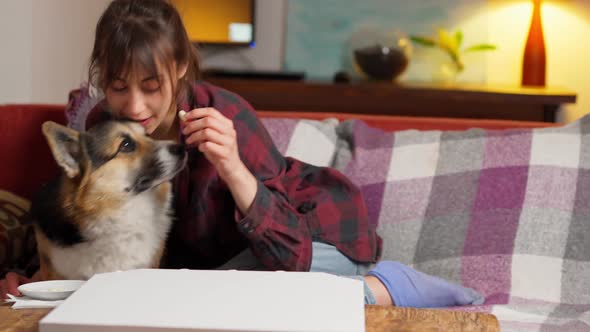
216;242;377;304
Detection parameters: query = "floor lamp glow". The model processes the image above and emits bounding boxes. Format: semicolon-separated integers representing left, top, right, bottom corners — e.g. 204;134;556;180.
522;0;546;86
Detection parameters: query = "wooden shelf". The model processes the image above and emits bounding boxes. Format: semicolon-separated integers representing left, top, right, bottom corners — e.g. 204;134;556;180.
206;78;577;122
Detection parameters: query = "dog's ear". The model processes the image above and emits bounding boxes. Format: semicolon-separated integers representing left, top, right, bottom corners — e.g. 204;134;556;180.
42;121;82;178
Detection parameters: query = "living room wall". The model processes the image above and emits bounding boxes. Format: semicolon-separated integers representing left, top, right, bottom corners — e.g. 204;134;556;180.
1;0;588;123
1;0;34;103
0;0;285;104
285;0;488;82
284;0;590;123
0;0;111;104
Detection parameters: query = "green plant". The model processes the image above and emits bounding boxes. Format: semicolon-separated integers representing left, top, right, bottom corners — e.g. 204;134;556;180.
410;28;496;72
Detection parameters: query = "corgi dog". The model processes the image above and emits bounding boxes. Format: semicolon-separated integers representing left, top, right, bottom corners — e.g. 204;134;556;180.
30;120;186;280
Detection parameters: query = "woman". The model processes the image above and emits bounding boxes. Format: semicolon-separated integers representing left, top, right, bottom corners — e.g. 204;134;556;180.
1;0;483;308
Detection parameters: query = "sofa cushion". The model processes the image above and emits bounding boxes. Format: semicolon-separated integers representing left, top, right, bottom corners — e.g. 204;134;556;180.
335;115;590;308
261;117;340;167
0;189;37;278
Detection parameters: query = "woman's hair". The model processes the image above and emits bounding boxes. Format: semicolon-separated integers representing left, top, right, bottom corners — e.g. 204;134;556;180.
89;0;199;101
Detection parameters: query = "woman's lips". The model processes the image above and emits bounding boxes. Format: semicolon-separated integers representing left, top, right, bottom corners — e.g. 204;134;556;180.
139;117;152;127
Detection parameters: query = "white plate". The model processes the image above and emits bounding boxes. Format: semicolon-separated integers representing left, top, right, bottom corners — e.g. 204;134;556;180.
18;280;85;300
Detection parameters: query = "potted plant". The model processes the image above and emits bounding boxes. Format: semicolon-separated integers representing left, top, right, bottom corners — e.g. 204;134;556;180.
410;28;496;82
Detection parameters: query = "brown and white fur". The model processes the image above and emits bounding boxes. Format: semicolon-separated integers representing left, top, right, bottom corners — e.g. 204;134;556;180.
31;120;186;280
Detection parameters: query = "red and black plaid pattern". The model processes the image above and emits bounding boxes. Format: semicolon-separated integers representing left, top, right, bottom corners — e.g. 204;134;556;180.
75;81;382;271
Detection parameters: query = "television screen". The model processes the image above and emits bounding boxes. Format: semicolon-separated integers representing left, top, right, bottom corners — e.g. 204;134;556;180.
171;0;255;46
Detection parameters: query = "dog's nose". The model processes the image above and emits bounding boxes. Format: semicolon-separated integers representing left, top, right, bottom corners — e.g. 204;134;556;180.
168;144;185;156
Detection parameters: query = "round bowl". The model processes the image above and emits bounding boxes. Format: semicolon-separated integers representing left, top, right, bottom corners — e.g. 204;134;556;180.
354;45;409;81
348;27;412;81
18;280;85;300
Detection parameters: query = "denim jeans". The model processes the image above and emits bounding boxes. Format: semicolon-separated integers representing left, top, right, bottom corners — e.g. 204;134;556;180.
216;241;377;304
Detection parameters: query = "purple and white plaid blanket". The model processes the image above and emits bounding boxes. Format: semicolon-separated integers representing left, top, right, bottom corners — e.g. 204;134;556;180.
262;116;590;332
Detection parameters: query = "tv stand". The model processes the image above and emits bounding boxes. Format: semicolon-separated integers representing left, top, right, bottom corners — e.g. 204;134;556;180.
202;68;305;81
205;78;577;123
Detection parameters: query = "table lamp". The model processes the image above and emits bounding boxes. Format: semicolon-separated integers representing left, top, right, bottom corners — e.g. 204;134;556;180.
522;0;546;86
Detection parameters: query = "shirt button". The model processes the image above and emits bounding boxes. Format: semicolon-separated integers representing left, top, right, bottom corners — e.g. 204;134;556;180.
242;221;255;233
297;201;316;213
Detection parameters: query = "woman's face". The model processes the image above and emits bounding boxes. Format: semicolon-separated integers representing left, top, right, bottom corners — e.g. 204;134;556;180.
104;63;177;135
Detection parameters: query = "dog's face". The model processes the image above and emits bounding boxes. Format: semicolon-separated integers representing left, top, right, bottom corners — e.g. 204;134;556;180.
42;120;187;200
36;121;185;279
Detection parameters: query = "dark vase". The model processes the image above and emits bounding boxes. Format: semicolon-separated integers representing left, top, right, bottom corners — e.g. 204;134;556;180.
348;27;412;82
354;45;409;81
522;0;546;87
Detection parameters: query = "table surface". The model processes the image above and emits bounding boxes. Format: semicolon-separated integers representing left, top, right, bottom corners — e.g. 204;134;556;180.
1;303;499;332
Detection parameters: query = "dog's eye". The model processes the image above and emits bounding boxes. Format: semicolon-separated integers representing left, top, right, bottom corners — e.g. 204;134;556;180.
118;136;136;153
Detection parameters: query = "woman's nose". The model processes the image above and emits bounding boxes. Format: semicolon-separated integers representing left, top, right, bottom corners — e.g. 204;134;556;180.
124;90;146;118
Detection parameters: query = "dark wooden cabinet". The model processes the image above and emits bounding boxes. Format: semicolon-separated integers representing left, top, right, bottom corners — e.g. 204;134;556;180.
207;78;577;122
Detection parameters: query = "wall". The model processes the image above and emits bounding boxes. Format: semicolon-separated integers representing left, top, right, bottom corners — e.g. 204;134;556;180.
285;0;488;82
0;0;110;104
0;0;285;104
2;0;588;122
0;0;34;103
30;0;111;104
285;0;590;123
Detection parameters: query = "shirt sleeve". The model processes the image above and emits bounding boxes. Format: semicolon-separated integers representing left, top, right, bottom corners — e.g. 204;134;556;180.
64;83;107;130
197;83;370;271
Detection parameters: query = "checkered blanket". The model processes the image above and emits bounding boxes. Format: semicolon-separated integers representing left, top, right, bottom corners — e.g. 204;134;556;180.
261;116;590;332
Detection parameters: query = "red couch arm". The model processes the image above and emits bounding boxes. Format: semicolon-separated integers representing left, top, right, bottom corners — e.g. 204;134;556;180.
0;104;67;200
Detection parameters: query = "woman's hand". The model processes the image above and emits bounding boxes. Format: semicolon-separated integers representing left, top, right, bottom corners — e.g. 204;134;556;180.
181;108;258;214
182;107;245;181
0;270;40;299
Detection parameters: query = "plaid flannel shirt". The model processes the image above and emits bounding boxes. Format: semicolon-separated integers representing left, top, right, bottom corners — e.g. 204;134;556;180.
77;81;381;271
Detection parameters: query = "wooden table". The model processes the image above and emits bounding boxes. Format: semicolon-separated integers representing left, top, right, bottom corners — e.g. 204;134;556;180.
206;78;577;123
1;303;499;332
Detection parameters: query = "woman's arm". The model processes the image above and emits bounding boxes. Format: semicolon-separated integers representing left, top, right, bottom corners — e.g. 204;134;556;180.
183;82;377;271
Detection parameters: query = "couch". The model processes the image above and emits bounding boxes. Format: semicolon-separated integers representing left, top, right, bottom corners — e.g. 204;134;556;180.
1;104;588;332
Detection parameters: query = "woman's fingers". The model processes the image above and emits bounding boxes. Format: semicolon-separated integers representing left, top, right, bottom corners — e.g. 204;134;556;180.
186;127;233;147
6;272;21;296
2;272;29;298
182;108;237;150
184;108;233;128
182;115;232;138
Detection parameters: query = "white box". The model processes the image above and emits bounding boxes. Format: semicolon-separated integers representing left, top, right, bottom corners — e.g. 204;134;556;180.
40;269;365;332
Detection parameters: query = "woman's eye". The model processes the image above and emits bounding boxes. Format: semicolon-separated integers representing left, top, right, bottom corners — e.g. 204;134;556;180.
111;80;127;92
142;79;160;92
118;137;136;153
